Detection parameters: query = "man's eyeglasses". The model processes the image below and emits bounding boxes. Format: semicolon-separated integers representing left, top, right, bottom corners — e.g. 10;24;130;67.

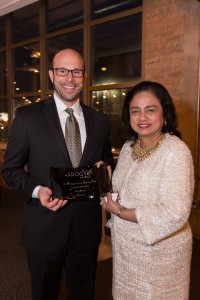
53;68;85;78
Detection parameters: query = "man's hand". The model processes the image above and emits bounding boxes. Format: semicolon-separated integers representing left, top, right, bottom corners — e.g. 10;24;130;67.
95;160;112;179
38;186;68;211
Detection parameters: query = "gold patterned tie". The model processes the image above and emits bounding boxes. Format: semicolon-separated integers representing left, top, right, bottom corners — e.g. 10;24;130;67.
65;108;82;168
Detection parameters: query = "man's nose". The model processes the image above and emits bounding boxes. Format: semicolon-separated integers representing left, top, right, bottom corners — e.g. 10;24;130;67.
65;70;74;80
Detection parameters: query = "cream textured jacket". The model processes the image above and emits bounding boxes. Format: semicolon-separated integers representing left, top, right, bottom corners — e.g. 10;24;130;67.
111;133;194;300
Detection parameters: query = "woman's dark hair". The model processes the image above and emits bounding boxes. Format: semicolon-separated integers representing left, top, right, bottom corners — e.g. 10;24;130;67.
122;81;181;140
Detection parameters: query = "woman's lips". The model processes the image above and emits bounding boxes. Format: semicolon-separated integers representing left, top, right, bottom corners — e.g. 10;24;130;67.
138;124;150;128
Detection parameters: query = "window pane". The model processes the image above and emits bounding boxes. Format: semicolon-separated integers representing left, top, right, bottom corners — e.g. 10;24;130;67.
0;16;6;47
0;52;7;95
0;99;8;141
91;88;129;150
11;2;39;43
92;14;142;86
46;0;83;33
14;96;41;110
46;31;83;89
91;0;142;19
13;44;40;94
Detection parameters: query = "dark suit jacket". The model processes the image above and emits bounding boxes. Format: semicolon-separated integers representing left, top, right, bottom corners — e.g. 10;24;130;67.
1;97;114;254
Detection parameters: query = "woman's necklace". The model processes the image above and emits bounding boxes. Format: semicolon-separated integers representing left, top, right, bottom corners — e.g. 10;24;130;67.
131;133;165;163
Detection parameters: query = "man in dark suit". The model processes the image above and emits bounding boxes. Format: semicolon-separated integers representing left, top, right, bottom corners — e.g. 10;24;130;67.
1;48;114;300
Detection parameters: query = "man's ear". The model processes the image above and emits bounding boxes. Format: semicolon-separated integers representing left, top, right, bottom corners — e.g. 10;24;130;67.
49;69;53;83
84;71;87;81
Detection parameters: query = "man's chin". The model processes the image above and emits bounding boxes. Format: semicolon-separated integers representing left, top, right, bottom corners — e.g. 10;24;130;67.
63;96;78;102
61;96;79;104
56;92;78;103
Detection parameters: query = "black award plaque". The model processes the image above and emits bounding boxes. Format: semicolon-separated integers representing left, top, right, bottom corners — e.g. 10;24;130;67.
50;163;111;200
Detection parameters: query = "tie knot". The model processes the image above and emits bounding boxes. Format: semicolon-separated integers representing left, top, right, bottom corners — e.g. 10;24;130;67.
65;107;73;116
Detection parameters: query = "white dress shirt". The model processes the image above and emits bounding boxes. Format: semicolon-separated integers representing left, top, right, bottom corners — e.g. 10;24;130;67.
54;93;86;151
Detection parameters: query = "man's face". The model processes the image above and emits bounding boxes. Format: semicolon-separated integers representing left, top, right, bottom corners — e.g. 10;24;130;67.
49;49;86;105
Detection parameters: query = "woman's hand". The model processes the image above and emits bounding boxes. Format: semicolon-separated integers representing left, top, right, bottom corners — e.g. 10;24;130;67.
100;192;138;223
100;192;121;215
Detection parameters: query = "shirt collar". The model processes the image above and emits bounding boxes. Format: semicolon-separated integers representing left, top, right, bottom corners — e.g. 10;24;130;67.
53;92;81;116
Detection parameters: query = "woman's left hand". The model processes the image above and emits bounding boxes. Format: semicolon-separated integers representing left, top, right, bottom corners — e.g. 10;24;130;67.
101;193;137;223
100;192;121;215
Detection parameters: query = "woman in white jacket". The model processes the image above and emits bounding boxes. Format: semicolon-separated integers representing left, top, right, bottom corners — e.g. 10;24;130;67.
101;81;194;300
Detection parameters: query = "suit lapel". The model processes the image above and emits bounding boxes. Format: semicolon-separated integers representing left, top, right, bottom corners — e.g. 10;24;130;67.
80;104;94;166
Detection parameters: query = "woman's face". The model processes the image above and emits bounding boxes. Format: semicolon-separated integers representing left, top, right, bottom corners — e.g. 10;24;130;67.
129;91;164;147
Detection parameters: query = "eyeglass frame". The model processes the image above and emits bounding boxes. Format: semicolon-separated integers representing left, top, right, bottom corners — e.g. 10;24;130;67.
52;68;85;78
